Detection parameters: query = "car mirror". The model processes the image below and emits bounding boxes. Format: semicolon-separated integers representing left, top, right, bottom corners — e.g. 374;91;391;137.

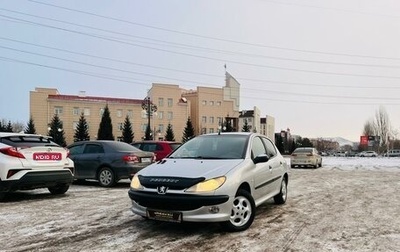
253;154;269;164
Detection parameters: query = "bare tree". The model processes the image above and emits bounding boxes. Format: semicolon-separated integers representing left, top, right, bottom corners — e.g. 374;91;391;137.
373;106;391;152
363;119;375;136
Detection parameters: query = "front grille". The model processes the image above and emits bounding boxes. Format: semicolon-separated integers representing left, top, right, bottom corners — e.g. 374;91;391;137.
139;175;205;190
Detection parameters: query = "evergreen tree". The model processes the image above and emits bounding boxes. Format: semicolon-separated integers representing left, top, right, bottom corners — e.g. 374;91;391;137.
242;119;250;132
74;112;90;142
0;121;3;131
97;104;114;140
25;117;37;134
222;117;234;132
182;118;195;143
5;121;13;132
165;123;175;141
122;115;134;143
48;114;67;147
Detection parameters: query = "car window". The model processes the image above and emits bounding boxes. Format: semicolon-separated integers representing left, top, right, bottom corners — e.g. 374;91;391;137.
251;137;266;159
0;135;58;147
84;144;104;154
69;144;84;155
262;137;277;157
169;143;181;150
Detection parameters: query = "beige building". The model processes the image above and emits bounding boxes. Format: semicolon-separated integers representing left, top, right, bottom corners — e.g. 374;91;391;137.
30;72;274;145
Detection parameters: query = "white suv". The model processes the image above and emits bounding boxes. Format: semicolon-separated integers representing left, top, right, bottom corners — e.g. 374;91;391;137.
0;132;74;200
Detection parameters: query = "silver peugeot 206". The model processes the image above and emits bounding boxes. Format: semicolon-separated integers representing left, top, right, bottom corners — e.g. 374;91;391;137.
128;132;289;232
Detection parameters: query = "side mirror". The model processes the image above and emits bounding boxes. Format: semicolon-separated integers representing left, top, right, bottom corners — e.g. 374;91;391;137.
253;154;270;164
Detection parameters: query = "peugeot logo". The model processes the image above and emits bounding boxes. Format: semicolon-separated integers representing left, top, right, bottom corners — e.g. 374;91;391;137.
157;186;168;194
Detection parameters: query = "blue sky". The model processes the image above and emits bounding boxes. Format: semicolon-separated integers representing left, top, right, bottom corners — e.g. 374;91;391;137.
1;0;400;142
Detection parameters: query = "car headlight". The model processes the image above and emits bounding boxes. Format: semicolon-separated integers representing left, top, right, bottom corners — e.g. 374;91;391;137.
130;174;143;189
186;176;226;192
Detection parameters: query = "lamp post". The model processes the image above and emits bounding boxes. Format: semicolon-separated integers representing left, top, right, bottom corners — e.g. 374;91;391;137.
142;96;157;140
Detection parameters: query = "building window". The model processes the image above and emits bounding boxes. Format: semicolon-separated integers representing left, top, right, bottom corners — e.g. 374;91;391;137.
99;108;104;116
141;124;147;132
209;117;214;124
127;110;133;118
202;116;207;123
216;101;221;106
158;98;164;107
167;112;173;120
117;123;123;131
209;128;214;133
209;101;214;106
201;128;207;134
167;98;173;107
73;107;80;116
202;100;207;105
54;106;63;115
248;118;252;123
117;109;123;118
158;111;164;120
158;124;164;133
84;108;90;116
217;117;222;125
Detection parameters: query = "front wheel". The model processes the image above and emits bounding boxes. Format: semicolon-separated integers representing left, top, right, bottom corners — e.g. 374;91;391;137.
274;177;287;204
98;167;116;187
48;184;69;195
221;189;256;232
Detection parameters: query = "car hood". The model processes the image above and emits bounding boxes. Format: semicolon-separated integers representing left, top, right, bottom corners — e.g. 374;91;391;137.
137;158;244;179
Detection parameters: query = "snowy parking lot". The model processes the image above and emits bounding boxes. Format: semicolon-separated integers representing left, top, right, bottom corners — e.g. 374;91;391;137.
1;157;400;252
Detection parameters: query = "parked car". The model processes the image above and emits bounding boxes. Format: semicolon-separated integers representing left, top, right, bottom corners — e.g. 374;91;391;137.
67;141;155;187
358;151;378;157
129;132;289;232
0;132;74;200
132;141;181;161
290;147;322;168
384;149;400;157
334;151;348;157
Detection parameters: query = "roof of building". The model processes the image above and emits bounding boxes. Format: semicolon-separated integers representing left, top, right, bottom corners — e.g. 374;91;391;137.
47;94;144;104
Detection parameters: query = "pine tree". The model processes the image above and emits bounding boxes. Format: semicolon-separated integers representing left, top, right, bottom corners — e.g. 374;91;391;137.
5;121;13;132
122;115;134;143
242;119;250;132
25;116;37;134
97;104;114;140
165;123;175;141
182;118;195;143
74;112;90;142
48;114;67;147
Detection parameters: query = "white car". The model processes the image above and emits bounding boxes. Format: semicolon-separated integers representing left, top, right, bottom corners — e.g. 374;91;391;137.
0;132;74;200
129;132;289;232
290;147;322;168
358;151;378;157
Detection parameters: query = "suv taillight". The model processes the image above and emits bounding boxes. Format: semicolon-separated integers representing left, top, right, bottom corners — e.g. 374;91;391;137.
0;147;25;159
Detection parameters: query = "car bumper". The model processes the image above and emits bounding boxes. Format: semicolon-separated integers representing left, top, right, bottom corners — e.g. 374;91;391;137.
115;163;153;180
128;189;232;222
291;159;316;166
0;170;74;192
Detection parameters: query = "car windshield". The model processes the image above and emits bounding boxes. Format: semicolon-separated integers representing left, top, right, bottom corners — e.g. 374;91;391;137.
169;134;247;159
0;135;59;148
294;149;312;154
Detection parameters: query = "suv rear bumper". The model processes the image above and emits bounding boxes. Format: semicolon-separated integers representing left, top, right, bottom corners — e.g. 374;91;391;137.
0;170;74;192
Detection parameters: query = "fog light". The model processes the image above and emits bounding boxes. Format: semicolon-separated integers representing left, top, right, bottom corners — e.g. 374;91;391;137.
209;206;220;213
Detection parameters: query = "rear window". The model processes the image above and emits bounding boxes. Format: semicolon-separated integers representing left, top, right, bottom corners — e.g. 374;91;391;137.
0;135;59;148
169;143;181;150
293;148;313;154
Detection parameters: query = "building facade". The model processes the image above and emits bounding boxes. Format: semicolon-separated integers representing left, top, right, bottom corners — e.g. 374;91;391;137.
30;72;275;145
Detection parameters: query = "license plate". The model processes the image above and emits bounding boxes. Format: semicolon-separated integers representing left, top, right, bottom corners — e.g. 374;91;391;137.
33;153;62;161
147;210;182;223
141;157;151;163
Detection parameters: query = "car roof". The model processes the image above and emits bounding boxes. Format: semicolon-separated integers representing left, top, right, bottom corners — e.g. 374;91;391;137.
133;140;180;144
0;132;50;139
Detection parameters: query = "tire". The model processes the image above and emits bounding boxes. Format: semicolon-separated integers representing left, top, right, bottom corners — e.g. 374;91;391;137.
221;189;256;232
48;184;69;195
98;167;116;187
274;177;287;205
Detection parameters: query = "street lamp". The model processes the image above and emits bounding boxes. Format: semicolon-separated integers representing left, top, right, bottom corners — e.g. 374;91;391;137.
141;96;157;140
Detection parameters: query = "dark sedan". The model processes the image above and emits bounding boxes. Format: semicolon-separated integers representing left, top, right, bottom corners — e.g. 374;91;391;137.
67;141;155;187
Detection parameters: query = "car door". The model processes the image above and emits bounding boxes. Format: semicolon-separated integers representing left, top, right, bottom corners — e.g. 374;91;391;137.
79;143;105;179
252;136;276;200
262;137;284;191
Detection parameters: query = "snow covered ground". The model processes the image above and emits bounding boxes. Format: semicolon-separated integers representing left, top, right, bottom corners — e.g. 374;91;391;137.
1;157;400;252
